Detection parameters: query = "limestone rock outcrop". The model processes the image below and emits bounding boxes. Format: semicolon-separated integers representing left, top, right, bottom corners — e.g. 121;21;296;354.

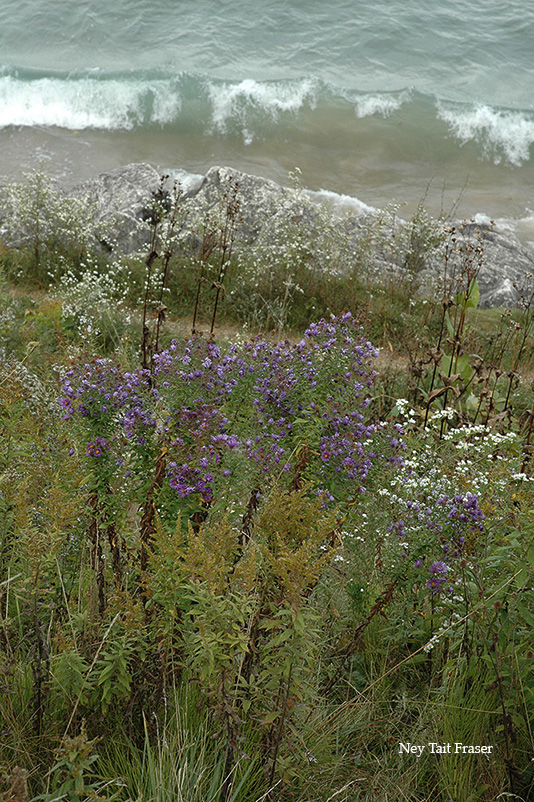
69;162;163;254
7;161;534;308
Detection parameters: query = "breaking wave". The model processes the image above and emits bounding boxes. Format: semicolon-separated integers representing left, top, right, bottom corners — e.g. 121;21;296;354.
1;67;533;167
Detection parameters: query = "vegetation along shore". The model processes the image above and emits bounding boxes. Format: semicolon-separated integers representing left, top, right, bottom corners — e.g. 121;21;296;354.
1;164;534;802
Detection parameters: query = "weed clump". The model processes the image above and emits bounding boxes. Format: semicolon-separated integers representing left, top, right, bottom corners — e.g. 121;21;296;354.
0;169;534;802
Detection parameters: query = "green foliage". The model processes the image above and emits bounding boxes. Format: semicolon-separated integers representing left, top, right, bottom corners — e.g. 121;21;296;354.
0;170;113;286
2;168;534;802
53;650;94;709
147;485;338;794
92;636;133;715
33;724;118;802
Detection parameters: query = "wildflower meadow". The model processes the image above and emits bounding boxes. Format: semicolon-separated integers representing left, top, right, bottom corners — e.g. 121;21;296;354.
1;171;534;802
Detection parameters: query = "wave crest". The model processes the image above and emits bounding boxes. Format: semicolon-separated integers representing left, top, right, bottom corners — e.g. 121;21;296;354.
0;72;181;129
437;102;534;166
353;90;410;119
1;68;534;169
206;77;317;137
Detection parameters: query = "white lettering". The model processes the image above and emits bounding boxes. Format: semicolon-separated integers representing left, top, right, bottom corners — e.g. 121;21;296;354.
398;743;425;757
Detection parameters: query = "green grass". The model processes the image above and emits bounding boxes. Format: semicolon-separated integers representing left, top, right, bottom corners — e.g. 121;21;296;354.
1;181;534;802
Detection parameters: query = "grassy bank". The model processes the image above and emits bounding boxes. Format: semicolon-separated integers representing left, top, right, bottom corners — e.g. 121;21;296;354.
1;171;534;802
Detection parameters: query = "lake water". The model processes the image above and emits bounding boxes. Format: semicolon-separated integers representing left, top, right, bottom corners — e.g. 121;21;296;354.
1;0;534;239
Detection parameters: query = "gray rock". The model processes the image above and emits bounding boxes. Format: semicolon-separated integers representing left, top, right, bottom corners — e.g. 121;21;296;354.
180;167;534;307
4;160;532;308
69;162;162;253
182;165;321;246
421;221;534;307
456;223;534;308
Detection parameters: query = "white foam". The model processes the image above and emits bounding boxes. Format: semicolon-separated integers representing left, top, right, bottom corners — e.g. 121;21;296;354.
507;212;534;251
0;74;181;129
473;212;495;227
304;188;377;216
353;91;409;119
469;210;534;251
437;101;534;166
206;78;317;138
166;168;204;192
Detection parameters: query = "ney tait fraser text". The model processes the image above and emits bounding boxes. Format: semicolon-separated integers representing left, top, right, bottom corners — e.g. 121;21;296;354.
399;743;493;757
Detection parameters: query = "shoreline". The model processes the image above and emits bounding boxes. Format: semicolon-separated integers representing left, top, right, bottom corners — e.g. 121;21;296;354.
49;161;534;309
1;125;534;250
2;159;534;308
2;155;534;308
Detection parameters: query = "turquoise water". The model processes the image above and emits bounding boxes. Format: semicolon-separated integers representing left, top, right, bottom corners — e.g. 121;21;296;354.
1;0;534;231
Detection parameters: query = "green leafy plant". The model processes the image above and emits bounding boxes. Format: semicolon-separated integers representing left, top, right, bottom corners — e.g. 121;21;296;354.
0;171;113;286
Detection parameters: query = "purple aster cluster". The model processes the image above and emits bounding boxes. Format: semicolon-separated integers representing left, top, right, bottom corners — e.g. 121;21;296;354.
426;560;449;593
59;314;394;508
237;313;382;487
59;359;161;500
388;491;485;594
164;406;241;500
152;313;384;501
436;493;485;538
59;359;157;435
87;437;110;458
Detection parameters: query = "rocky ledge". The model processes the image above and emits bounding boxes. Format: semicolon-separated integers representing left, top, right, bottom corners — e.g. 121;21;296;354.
68;163;534;308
